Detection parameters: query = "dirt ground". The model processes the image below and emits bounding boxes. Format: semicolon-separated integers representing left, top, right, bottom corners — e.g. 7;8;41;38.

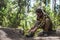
0;28;60;40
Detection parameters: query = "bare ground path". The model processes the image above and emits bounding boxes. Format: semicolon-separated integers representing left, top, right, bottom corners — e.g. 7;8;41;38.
0;28;60;40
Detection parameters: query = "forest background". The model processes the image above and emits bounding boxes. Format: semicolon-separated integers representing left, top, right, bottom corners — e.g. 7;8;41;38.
0;0;60;35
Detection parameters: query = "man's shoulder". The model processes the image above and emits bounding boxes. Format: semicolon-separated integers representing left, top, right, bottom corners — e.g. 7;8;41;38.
43;13;49;18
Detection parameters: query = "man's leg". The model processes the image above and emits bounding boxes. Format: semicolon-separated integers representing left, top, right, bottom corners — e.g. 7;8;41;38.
43;29;48;36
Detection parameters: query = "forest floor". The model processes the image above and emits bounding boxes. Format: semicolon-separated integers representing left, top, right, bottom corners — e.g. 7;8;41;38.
0;28;60;40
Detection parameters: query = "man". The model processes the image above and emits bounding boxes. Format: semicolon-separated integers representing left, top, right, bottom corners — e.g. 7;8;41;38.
26;7;53;37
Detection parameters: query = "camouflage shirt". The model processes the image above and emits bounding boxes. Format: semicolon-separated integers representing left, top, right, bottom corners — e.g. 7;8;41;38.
35;14;52;28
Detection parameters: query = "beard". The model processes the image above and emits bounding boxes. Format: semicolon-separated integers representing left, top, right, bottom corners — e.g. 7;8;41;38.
37;14;43;18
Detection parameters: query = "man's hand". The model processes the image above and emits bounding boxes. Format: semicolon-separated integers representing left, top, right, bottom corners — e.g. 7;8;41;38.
29;27;38;33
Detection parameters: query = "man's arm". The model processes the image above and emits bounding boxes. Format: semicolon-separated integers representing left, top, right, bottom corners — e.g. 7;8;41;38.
28;21;40;33
28;18;45;33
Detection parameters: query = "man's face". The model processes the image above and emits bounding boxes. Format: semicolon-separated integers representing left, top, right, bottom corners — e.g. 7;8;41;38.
36;13;42;17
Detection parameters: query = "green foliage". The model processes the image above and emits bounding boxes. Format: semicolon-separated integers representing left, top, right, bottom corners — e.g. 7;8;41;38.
0;0;60;35
44;5;60;29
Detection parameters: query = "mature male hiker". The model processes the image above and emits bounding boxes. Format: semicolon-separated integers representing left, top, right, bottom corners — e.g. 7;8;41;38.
26;7;53;37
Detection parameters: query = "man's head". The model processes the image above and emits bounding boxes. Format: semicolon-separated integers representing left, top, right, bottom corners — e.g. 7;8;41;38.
36;7;43;17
